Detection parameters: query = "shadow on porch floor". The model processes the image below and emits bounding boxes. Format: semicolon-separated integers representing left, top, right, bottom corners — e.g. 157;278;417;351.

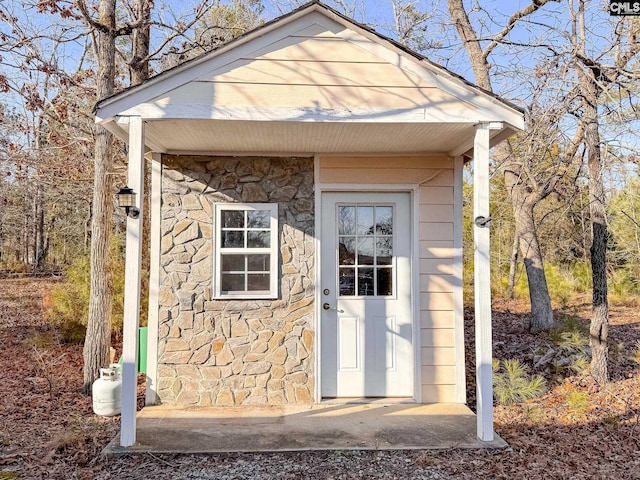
104;403;507;454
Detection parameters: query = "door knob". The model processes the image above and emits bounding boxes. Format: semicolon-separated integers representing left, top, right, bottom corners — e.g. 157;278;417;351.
322;303;343;313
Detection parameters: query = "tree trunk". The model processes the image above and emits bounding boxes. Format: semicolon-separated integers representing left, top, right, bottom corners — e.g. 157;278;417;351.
502;145;554;330
585;111;609;384
84;202;91;254
575;0;608;384
130;0;151;86
33;178;45;270
514;200;554;331
22;203;29;264
82;0;116;394
447;0;555;329
507;231;519;300
32;189;38;268
131;0;152;325
33;108;48;271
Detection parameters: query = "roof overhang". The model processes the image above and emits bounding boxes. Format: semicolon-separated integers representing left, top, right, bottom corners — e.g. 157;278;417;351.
96;1;524;158
104;117;517;157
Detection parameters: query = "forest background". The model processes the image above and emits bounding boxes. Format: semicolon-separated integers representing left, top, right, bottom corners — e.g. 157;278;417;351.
0;0;638;385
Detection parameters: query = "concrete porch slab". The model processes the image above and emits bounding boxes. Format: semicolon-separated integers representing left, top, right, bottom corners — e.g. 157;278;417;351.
105;403;507;454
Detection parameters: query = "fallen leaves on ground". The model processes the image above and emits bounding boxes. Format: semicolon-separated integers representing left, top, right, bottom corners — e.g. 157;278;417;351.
1;278;640;479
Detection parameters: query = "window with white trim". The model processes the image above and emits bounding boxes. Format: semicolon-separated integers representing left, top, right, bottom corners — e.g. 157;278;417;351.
214;203;278;299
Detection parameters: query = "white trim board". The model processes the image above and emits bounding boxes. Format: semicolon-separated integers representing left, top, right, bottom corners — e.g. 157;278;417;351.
411;186;422;403
316;184;419;402
453;156;466;403
313;155;322;403
115;105;489;125
145;153;162;406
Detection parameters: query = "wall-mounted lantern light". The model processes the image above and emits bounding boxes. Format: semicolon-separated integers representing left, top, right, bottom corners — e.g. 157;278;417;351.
116;186;140;219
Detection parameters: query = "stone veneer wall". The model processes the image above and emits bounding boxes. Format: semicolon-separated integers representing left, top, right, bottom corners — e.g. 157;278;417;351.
156;156;315;406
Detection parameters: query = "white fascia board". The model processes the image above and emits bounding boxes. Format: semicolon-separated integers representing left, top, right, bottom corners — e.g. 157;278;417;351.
95;6;331;123
117;102;484;124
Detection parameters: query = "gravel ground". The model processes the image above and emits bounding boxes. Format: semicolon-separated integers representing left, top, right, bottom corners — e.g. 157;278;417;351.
96;451;452;479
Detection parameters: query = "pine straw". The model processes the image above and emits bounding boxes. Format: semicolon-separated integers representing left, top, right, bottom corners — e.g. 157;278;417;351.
1;279;639;479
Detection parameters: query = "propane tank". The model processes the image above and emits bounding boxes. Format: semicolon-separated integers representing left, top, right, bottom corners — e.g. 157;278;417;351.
92;365;122;416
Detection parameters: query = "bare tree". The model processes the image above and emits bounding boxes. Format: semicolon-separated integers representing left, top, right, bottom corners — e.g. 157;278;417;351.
0;3;96;272
566;0;639;383
77;0;117;393
452;0;639;380
391;0;440;52
447;0;562;331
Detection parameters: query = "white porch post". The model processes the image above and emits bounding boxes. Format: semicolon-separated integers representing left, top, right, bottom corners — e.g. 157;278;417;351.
473;123;494;442
120;117;145;447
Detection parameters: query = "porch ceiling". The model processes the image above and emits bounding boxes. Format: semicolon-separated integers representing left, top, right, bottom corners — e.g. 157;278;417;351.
114;118;511;156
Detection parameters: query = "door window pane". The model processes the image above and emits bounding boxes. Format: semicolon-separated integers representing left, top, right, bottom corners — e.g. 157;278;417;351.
339;206;356;235
375;207;393;234
339;237;356;265
358;268;375;296
339;268;355;296
357;237;374;265
376;238;392;265
357;207;374;235
377;268;393;296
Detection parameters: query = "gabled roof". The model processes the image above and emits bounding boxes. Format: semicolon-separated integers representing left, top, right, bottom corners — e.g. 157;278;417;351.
95;1;524;156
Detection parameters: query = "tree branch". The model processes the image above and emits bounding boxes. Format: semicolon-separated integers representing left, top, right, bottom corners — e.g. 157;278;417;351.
483;0;562;62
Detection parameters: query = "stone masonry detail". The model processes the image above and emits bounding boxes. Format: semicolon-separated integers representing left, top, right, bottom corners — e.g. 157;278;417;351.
157;156;315;406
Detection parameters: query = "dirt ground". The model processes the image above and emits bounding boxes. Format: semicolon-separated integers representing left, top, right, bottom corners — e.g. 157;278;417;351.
1;277;640;479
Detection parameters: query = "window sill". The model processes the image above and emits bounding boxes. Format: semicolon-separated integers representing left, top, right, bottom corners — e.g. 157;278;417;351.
214;293;278;300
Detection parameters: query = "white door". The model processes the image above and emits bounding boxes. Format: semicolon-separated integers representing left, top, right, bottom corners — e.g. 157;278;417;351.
321;192;414;398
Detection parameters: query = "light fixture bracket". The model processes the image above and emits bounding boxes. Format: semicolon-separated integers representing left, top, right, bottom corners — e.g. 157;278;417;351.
474;215;492;228
125;206;140;219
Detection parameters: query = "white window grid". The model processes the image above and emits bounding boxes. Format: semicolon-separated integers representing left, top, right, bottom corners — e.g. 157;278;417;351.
214;203;278;299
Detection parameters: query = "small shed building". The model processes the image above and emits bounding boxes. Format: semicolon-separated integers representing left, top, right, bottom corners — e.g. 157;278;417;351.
95;1;524;448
